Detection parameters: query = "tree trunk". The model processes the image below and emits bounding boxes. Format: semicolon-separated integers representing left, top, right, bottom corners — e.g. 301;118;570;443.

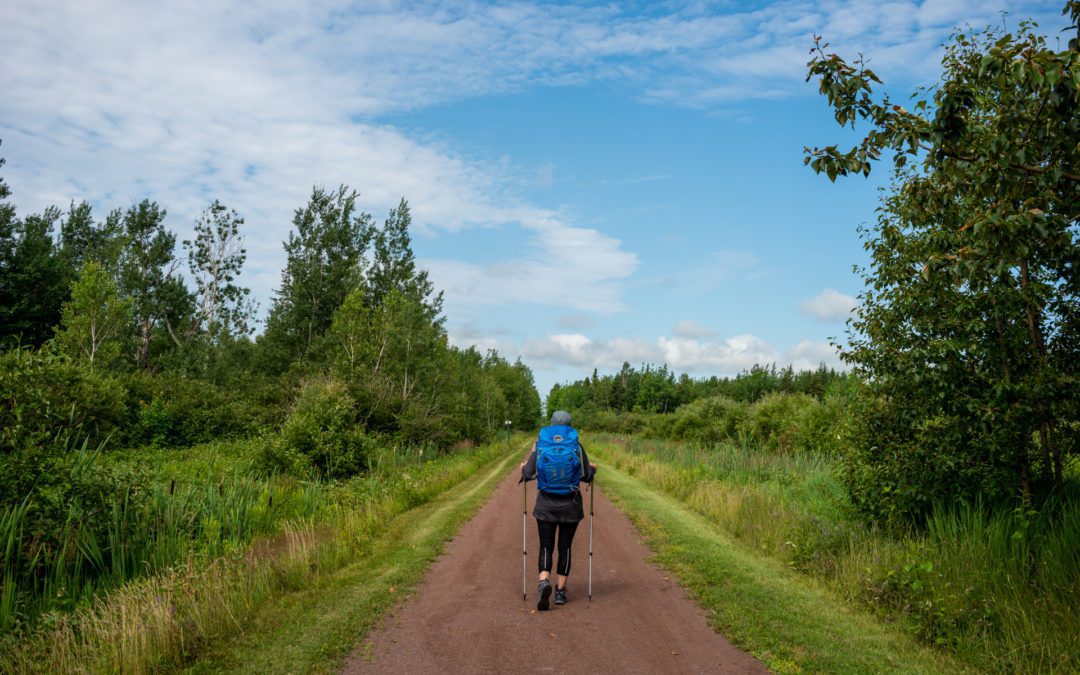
138;317;152;369
1018;259;1057;488
1020;443;1032;506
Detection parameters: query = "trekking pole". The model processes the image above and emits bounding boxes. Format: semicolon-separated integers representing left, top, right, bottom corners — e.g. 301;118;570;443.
522;479;527;601
588;478;594;602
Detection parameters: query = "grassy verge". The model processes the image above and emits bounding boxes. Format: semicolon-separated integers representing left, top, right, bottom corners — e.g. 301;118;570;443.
3;439;520;674
592;436;1079;673
592;448;968;674
185;447;519;674
1;436;328;637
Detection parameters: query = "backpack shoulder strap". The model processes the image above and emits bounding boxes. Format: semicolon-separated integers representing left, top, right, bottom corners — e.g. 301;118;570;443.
578;439;585;480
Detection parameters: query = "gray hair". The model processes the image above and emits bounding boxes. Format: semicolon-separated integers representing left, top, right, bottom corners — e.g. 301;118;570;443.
550;410;572;426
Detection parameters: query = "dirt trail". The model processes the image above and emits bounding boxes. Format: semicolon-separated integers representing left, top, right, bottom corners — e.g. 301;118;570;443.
342;466;766;674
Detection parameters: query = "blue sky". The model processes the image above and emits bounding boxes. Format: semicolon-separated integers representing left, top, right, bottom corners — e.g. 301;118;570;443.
0;0;1067;399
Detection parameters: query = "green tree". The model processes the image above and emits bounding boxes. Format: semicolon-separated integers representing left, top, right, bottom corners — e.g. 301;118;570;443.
326;287;445;436
59;200;124;272
369;198;443;318
55;261;132;369
116;200;192;368
0;207;70;347
483;353;541;430
263;185;373;365
183;200;255;342
636;365;678;413
0;144;13;236
807;6;1080;520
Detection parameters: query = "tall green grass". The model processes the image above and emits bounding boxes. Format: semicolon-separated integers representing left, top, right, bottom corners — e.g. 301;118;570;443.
0;445;325;636
1;437;513;673
594;435;1080;673
0;435;499;640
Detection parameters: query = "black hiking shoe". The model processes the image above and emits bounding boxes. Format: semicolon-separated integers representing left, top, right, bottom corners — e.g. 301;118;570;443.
537;579;552;611
554;586;567;605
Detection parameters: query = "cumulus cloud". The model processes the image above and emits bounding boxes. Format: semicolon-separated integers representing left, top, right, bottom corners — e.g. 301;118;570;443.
421;211;638;314
446;323;516;356
518;331;842;374
787;339;844;370
799;288;859;321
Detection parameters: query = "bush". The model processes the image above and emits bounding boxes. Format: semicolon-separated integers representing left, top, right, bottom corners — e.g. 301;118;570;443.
839;390;1016;525
0;347;126;452
0;351;136;630
793;394;851;456
663;396;748;446
1;435;132;557
121;372;271;447
740;392;818;452
259;378;367;479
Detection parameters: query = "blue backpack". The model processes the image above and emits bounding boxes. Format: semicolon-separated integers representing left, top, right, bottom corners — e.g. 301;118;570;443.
536;425;582;495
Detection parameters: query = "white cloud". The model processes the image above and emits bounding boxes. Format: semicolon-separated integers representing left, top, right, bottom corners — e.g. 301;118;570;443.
787;339;844;370
799;288;859;321
0;0;642;318
522;334;601;367
421;211;638;315
517;331;842;374
446;324;515;357
662;334;771;372
672;320;718;338
0;0;1058;321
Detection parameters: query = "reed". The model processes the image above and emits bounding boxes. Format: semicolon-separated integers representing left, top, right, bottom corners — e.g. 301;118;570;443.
1;436;505;673
594;434;1080;673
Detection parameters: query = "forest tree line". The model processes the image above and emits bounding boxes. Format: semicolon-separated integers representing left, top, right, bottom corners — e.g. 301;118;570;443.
1;156;541;576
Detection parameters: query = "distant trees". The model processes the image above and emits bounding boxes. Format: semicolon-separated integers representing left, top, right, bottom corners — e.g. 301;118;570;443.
0;140;540;457
807;4;1080;521
547;363;846;416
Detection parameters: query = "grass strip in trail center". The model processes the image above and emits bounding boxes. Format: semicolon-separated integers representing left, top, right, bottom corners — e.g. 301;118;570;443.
182;448;521;674
594;455;970;674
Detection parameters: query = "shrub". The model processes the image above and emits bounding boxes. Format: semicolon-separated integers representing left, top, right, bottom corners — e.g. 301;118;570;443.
839;390;1017;525
664;396;749;446
260;378;367;479
121;372;270;447
740;392;818;452
0;347;126;452
0;349;135;630
793;394;851;456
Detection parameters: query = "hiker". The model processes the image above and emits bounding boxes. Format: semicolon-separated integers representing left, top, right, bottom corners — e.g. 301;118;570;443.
519;409;597;610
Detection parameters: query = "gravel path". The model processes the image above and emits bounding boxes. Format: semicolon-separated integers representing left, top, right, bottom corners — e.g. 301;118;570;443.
342;465;767;674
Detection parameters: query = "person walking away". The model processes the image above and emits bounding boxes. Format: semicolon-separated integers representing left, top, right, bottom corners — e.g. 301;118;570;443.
519;410;597;610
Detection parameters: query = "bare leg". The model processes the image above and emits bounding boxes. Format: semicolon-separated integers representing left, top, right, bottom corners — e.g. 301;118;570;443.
556;574;567;589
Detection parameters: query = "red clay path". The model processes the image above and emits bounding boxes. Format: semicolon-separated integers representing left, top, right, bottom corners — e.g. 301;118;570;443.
342;465;767;674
